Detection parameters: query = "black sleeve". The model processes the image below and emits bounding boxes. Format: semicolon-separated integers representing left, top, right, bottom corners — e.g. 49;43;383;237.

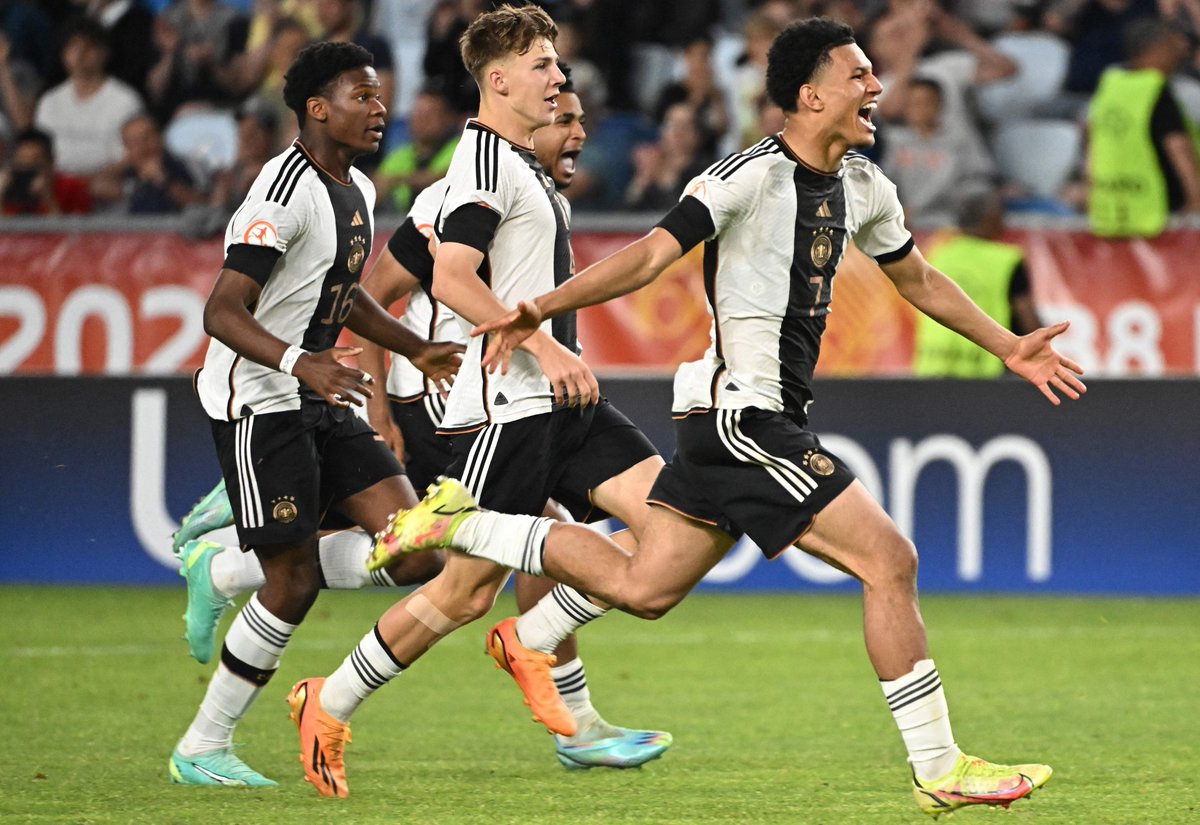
1150;87;1187;143
223;243;282;286
873;236;915;265
439;202;501;253
655;195;716;254
386;217;435;293
1007;259;1030;300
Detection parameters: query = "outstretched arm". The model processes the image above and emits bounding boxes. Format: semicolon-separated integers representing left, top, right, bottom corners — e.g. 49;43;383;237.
473;227;685;371
882;246;1086;404
435;241;599;406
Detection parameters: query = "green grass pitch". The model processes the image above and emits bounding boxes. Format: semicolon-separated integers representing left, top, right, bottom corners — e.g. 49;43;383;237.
2;587;1197;824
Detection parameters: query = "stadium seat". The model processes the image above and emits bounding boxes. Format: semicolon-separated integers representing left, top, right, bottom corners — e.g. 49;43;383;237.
976;33;1071;122
164;109;239;190
1171;75;1200;124
991;118;1082;199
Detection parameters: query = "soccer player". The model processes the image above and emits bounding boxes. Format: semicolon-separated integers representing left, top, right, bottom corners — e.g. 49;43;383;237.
286;5;669;797
380;17;1087;817
167;40;462;788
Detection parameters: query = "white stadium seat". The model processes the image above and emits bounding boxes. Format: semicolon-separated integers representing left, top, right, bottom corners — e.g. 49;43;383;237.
991;118;1082;199
976;32;1071;122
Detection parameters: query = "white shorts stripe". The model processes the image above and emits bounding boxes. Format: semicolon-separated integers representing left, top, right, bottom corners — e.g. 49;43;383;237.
462;424;502;498
422;392;445;427
235;417;264;528
715;410;813;504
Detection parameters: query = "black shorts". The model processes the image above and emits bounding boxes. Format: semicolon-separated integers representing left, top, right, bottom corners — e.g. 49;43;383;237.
211;400;405;547
390;394;452;493
648;408;854;558
445;399;659;521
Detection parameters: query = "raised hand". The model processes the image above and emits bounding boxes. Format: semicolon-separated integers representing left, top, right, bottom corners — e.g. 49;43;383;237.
472;300;544;374
409;341;464;396
292;345;374;407
1002;321;1087;406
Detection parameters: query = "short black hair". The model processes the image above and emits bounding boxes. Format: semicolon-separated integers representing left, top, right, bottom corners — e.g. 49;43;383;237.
61;16;110;51
558;61;574;95
765;17;856;112
1122;17;1177;60
910;76;944;101
283;41;375;127
15;127;54;156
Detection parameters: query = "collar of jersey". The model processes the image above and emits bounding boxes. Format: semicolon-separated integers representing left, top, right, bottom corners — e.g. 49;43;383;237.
772;134;844;180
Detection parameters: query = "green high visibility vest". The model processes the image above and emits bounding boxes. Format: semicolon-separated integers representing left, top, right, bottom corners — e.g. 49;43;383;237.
1088;68;1170;238
379;137;459;212
914;235;1024;378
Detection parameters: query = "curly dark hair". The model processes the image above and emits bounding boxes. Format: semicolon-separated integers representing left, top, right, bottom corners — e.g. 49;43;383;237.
558;61;574;95
765;17;856;113
283;41;375;127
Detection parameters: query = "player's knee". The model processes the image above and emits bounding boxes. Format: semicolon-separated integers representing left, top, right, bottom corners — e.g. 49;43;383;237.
881;535;919;587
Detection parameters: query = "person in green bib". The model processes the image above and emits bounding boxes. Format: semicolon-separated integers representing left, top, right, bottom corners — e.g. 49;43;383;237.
914;190;1040;378
374;80;461;213
1087;17;1200;237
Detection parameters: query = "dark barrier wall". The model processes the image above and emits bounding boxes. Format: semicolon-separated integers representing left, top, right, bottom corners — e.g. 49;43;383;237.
1;378;1196;593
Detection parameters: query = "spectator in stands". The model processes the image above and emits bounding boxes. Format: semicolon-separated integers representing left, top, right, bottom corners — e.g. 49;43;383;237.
913;190;1040;378
1087;16;1200;235
653;35;730;158
237;16;310;152
0;0;57;89
625;101;709;212
880;77;995;227
145;0;242;120
77;0;158;99
0;32;37;136
1046;0;1159;96
92;112;205;213
34;17;144;179
0;127;91;214
208;99;279;212
554;15;606;110
423;0;485;113
732;11;784;150
374;80;459;213
869;0;1016;165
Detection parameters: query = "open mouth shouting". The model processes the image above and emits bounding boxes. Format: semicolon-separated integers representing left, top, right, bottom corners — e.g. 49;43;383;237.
858;101;877;133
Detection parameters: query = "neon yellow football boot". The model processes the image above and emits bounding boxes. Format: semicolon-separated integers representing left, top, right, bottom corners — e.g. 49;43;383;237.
368;477;477;572
913;753;1052;817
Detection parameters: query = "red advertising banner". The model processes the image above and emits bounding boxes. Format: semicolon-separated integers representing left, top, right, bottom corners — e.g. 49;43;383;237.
1;228;1197;375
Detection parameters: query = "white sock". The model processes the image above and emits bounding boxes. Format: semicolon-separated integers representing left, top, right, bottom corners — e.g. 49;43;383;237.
881;659;962;781
452;512;554;576
177;594;296;756
318;530;396;589
551;657;609;735
515;584;607;654
208;546;265;598
319;625;407;723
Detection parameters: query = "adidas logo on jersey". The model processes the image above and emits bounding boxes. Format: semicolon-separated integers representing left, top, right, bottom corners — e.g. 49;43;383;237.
816;201;832;218
351;210;364;226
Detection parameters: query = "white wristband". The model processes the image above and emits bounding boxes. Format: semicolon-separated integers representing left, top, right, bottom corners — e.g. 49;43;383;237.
279;345;307;375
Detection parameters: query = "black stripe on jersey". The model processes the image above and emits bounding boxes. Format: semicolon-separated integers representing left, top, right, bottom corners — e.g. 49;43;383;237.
267;149;311;205
469;124;501;193
778;162;847;423
656;195;715;255
874;235;915;265
514;145;577;351
705;137;772;178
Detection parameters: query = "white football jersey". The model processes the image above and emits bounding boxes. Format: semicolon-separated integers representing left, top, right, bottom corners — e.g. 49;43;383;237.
198;142;376;421
664;138;912;423
384;178;463;410
433;120;576;433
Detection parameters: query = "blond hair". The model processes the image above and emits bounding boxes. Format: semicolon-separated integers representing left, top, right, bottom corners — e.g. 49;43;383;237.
459;3;558;83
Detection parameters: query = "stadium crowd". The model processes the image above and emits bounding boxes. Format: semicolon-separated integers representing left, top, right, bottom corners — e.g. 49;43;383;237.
1;0;1199;228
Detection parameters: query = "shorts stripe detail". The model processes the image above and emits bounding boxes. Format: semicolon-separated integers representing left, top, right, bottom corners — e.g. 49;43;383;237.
716;409;816;504
422;392;445;427
461;423;503;498
235;417;264;529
